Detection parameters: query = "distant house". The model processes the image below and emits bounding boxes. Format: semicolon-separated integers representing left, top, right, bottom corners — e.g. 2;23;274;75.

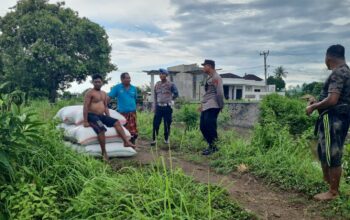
144;64;282;102
221;73;277;100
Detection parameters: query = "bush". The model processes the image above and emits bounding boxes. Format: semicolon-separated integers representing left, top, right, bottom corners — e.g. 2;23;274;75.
173;104;200;130
2;180;61;220
259;93;317;135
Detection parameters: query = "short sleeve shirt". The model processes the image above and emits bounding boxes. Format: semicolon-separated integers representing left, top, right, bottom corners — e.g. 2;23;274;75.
319;64;350;106
201;72;224;111
108;84;137;113
154;81;178;104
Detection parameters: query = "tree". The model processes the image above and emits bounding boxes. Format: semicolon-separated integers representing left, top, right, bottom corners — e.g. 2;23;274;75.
273;66;287;79
0;0;116;102
302;81;324;97
267;76;285;91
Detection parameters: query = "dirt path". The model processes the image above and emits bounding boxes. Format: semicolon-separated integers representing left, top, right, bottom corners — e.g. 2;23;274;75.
110;141;327;220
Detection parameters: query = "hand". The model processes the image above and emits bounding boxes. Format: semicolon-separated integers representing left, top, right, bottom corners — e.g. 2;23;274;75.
197;106;202;112
306;105;315;116
83;121;90;127
308;97;317;105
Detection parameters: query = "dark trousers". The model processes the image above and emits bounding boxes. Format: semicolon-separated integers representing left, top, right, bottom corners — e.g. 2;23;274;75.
152;106;173;141
200;108;220;147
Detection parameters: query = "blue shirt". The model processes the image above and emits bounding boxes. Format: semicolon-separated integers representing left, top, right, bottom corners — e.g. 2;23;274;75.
108;84;137;113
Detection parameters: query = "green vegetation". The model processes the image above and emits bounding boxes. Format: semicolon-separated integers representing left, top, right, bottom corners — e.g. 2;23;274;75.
139;94;350;218
0;0;116;102
287;81;325;99
0;90;253;219
266;66;287;91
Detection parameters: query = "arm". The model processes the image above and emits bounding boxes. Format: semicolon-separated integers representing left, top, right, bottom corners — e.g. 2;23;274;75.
306;93;340;115
153;84;157;111
171;83;179;100
104;92;110;116
214;77;224;109
135;87;138;103
306;71;343;115
83;90;92;127
107;86;117;105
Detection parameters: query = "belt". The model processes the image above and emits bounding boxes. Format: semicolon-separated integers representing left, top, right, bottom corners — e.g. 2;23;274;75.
157;103;171;107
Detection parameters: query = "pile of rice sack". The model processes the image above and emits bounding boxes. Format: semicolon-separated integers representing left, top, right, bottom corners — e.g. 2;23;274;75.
55;105;137;157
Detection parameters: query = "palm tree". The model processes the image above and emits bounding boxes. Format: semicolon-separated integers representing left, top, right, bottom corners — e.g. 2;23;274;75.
274;66;287;78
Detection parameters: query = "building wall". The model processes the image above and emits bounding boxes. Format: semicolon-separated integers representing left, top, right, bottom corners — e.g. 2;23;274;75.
225;84;284;101
168;64;205;101
174;73;193;100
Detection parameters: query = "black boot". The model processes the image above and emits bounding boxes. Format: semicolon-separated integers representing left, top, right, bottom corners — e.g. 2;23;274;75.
202;146;219;156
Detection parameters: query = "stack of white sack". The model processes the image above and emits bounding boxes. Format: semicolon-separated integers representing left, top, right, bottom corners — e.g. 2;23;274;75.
55;105;136;157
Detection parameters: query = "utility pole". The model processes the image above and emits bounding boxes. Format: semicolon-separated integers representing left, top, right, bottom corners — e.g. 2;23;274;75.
260;50;269;85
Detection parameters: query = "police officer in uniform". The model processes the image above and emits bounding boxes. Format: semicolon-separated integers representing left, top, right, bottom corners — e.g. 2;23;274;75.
151;68;179;145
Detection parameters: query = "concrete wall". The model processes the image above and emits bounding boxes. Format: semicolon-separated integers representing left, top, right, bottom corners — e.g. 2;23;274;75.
172;73;193;100
225;102;260;128
141;101;260;128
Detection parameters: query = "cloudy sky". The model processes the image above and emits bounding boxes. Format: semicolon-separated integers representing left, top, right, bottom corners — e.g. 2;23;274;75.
2;0;350;92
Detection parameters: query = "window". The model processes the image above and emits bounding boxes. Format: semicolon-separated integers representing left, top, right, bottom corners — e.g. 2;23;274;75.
254;89;261;92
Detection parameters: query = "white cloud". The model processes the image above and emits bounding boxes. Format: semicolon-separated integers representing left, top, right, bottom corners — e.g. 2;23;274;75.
1;0;350;93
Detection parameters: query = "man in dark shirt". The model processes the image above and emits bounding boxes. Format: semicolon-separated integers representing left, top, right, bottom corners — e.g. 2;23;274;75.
306;44;350;201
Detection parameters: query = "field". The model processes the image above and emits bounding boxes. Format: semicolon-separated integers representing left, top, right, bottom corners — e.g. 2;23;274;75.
1;93;350;219
0;96;253;219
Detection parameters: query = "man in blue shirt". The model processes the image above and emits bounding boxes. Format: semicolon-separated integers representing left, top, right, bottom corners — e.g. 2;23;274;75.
108;72;138;144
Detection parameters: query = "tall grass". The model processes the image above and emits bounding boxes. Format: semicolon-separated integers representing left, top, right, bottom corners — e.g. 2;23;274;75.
138;95;350;218
0;99;254;219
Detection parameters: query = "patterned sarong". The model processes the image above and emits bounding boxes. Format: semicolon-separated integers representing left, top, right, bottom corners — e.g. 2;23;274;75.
121;112;138;138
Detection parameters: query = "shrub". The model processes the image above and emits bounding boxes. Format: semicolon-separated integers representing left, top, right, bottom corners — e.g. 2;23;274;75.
1;180;61;220
173;104;199;130
259;93;317;135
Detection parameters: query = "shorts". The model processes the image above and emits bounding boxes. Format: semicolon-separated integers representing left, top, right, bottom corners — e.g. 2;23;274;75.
87;113;118;134
316;110;350;167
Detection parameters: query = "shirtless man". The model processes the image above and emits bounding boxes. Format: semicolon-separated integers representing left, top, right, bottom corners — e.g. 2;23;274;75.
83;74;136;161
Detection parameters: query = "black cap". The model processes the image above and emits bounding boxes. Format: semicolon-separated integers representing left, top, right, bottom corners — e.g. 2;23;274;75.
201;59;215;68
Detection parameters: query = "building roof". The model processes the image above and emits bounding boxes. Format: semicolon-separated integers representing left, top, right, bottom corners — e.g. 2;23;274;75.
243;74;263;81
220;73;242;79
143;70;179;75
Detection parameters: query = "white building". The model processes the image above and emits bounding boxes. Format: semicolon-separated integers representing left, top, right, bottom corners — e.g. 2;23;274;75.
145;64;282;102
221;73;278;101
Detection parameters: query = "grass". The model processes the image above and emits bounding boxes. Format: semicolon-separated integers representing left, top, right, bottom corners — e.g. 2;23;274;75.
137;94;350;218
0;98;254;219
